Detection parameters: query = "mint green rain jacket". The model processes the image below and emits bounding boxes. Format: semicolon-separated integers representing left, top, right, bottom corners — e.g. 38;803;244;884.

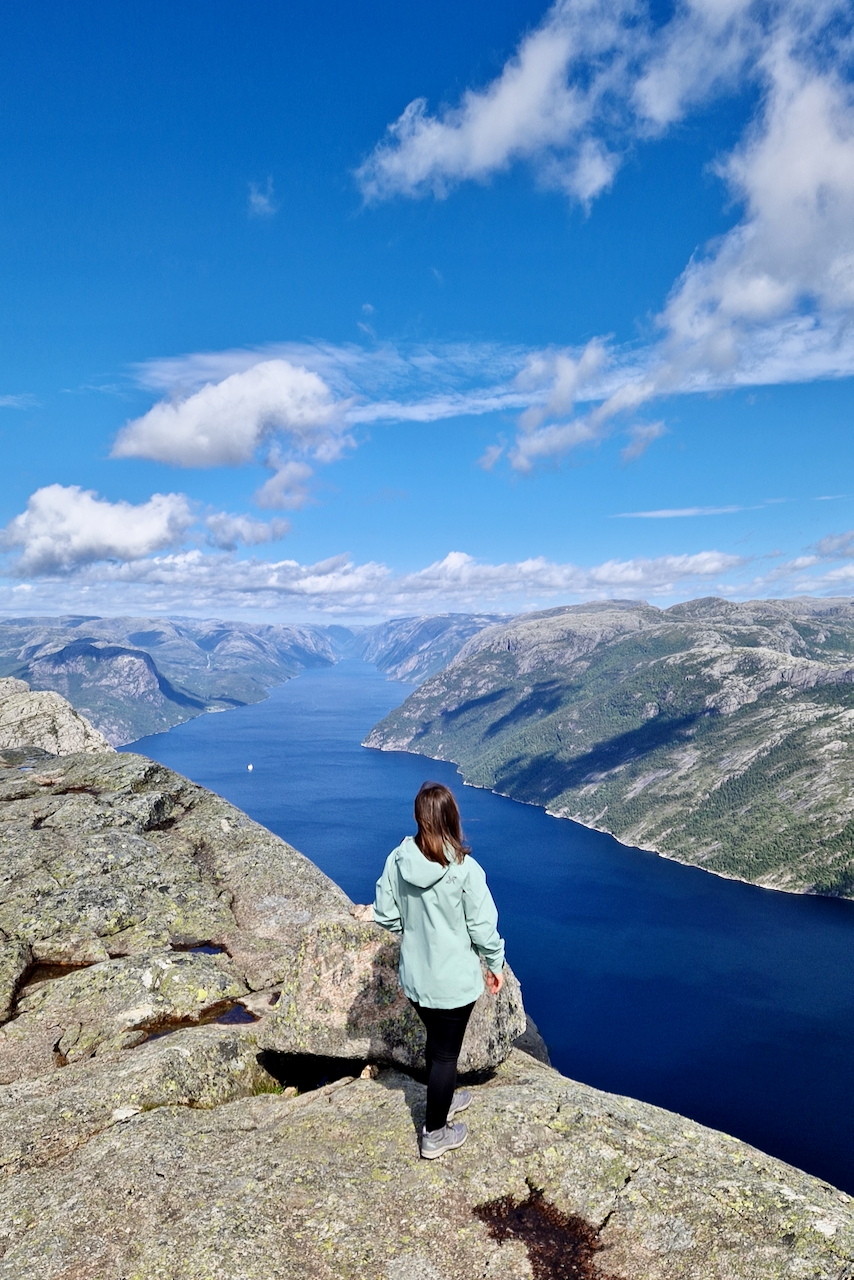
373;835;505;1009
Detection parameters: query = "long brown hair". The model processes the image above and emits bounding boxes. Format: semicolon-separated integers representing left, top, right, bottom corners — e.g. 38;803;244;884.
414;781;471;867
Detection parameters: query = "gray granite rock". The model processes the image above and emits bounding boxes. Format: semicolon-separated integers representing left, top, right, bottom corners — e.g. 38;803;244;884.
0;1049;852;1279
0;1023;267;1178
0;949;249;1082
1;744;853;1278
0;678;112;755
0;748;526;1073
254;912;526;1072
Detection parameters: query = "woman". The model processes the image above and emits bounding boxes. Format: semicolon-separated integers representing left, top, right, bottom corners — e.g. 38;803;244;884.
373;781;506;1159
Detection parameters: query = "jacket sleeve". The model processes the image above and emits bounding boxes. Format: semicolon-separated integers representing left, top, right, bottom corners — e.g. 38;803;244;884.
373;852;403;933
462;858;505;974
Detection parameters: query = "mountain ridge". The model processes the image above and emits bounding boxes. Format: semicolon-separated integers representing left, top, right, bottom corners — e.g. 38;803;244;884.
365;596;854;897
0;613;497;744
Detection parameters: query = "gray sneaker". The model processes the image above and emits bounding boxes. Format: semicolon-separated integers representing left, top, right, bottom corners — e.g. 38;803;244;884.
420;1122;468;1159
447;1088;472;1119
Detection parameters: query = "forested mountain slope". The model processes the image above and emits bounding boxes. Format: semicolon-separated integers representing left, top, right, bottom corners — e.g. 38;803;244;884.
365;597;854;896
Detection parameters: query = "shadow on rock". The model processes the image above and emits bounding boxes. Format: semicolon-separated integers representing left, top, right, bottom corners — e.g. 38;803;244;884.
255;1048;366;1093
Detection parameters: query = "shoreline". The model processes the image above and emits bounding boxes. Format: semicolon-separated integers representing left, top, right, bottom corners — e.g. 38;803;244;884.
364;739;843;903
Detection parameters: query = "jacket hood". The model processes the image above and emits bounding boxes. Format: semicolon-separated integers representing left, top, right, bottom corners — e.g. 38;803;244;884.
396;835;449;889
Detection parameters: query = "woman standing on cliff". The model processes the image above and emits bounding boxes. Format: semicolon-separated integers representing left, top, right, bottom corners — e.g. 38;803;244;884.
373;780;506;1159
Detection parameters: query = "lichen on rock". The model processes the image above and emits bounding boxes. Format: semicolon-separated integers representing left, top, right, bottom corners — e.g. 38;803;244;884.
0;742;852;1278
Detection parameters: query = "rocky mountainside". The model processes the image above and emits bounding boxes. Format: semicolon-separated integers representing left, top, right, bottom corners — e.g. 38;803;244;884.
0;613;496;746
0;615;339;745
341;613;504;682
1;737;852;1278
366;596;854;896
0;677;111;756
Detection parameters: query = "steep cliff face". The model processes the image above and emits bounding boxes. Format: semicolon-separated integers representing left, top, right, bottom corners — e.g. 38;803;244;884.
0;677;112;756
0;746;852;1278
344;613;505;682
365;597;854;895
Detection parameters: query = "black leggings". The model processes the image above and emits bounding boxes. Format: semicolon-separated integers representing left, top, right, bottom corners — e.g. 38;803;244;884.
411;1000;476;1133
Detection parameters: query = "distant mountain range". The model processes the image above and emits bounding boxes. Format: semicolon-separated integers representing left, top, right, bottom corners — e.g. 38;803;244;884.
365;598;854;898
13;598;854;899
0;613;498;745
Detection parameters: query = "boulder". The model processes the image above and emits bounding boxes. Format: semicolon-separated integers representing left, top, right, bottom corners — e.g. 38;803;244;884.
0;679;112;755
254;912;527;1072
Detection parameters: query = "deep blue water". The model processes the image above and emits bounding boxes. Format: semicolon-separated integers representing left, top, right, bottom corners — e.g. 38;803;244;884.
125;661;854;1193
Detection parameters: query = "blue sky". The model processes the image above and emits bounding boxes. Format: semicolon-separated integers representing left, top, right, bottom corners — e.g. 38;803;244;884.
1;0;853;620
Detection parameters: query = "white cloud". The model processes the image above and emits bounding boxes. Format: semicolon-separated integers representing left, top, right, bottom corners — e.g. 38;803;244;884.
248;177;278;218
357;0;638;205
112;360;345;477
632;0;759;128
655;42;854;389
0;485;194;574
352;0;854;470
495;17;854;466
0;539;746;619
398;548;743;601
357;1;845;212
204;512;290;550
0;486;295;572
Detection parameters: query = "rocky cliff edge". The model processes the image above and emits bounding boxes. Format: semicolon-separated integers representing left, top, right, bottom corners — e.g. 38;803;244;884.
0;739;852;1278
0;676;112;756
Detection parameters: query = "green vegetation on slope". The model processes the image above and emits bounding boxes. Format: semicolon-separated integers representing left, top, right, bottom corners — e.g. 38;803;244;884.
365;597;854;896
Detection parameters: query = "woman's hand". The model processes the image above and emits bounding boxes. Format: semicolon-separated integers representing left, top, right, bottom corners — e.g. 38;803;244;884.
485;969;504;996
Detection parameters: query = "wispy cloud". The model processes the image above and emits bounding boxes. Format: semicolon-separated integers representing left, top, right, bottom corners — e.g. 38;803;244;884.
478;441;506;472
621;421;666;462
248;176;278;218
0;394;38;410
614;505;747;519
